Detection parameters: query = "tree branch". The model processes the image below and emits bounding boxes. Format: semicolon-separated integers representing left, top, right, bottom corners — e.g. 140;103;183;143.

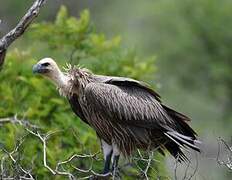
0;116;112;179
217;137;232;170
0;0;47;68
0;115;40;129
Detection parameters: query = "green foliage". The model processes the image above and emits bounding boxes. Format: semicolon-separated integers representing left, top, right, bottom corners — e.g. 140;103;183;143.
29;5;156;81
151;0;232;94
0;6;159;179
139;0;232;126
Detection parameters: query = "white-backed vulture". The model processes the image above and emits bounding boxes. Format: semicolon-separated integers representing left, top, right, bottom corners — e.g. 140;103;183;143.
32;57;200;174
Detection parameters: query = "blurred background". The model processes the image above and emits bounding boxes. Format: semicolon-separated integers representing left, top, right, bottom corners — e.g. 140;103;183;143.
0;0;231;179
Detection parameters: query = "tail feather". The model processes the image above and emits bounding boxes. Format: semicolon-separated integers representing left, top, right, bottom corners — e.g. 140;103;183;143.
164;132;186;149
160;105;200;161
162;105;197;137
164;141;188;162
165;131;200;152
169;131;201;144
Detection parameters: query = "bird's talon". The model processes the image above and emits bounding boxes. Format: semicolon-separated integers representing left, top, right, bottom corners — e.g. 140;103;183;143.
111;167;120;178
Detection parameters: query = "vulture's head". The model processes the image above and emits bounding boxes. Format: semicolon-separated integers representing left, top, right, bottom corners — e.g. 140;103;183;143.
33;57;60;75
33;58;68;87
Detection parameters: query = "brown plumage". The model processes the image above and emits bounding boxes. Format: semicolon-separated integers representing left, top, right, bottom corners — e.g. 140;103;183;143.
33;58;200;173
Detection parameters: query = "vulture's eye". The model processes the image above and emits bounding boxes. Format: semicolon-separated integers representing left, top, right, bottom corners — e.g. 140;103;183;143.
42;62;50;67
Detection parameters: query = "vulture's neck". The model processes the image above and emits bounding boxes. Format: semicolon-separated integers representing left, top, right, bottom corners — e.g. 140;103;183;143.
52;66;93;97
52;70;71;97
52;71;68;87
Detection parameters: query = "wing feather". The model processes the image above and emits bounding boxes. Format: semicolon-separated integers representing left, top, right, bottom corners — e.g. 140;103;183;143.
95;75;161;102
84;82;173;129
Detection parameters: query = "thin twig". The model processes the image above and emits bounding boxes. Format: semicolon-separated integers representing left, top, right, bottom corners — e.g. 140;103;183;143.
0;134;35;180
174;155;179;180
187;152;199;180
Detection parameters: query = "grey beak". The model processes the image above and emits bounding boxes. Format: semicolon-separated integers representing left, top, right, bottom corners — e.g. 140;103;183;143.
32;64;41;74
32;64;49;74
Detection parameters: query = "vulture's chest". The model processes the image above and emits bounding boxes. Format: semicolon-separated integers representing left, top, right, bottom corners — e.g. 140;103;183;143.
68;94;89;125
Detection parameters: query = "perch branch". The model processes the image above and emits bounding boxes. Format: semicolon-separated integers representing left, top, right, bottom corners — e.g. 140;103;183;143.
24;128;113;180
133;150;156;180
0;116;114;179
0;0;47;68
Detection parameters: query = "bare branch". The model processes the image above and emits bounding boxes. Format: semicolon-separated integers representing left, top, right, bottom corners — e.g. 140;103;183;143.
133;150;157;180
0;115;40;129
0;0;47;68
0;116;114;179
0;134;35;180
174;155;179;180
24;128;114;180
187;153;199;180
173;152;199;180
216;137;232;170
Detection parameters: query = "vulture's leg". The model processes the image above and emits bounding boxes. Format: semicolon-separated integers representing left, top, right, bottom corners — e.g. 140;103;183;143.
112;143;120;175
101;140;113;174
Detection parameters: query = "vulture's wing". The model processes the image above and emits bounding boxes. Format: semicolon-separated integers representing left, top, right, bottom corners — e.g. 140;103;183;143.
95;75;161;102
84;78;199;152
95;75;191;121
84;80;174;129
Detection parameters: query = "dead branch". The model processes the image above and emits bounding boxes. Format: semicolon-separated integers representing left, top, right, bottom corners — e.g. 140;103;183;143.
24;124;116;179
0;115;40;130
0;0;47;68
0;116;114;179
187;153;199;180
173;152;199;180
217;137;232;170
0;134;35;180
133;150;158;180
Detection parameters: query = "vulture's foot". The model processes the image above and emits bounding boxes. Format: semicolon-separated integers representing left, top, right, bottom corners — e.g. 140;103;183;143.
102;149;113;174
111;155;120;172
112;168;121;180
111;155;120;179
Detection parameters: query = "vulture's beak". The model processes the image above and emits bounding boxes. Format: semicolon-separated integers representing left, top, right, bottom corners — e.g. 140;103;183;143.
32;63;49;74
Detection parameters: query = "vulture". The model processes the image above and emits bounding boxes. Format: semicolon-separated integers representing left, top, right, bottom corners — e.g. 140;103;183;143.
32;58;200;174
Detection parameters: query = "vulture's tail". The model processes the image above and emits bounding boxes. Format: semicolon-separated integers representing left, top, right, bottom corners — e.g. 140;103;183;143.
162;105;201;162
